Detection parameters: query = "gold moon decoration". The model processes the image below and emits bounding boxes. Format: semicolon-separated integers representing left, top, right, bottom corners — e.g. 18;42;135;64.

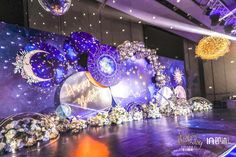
85;71;107;88
59;72;112;115
195;36;231;60
23;50;52;82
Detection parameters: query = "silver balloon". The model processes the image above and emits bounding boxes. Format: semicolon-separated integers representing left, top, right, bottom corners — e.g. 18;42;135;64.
38;0;71;16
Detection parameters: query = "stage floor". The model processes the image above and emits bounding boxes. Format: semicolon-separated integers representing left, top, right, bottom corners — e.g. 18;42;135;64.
4;109;236;157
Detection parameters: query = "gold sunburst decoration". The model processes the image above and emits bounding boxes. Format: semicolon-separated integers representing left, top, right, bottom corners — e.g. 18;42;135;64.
195;36;231;60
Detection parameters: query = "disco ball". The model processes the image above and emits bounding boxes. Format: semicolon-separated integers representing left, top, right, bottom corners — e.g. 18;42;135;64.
38;0;71;16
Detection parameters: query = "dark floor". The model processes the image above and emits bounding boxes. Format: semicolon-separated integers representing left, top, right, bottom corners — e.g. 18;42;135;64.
3;109;236;157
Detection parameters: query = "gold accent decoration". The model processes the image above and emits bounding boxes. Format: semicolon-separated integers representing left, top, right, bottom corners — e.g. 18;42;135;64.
195;36;231;60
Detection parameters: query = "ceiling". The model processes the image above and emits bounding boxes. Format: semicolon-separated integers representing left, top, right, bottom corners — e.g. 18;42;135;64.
99;0;236;42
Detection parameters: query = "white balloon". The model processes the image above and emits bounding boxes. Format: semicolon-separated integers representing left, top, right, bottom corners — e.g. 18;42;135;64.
174;85;187;99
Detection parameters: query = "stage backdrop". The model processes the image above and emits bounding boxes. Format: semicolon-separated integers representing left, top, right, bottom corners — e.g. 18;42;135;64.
0;22;186;118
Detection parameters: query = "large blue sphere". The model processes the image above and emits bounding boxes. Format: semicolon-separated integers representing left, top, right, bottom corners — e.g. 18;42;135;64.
38;0;71;16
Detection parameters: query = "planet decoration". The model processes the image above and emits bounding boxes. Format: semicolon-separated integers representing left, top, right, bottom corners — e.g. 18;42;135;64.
87;44;122;87
55;104;72;119
59;72;112;117
195;36;231;60
38;0;71;16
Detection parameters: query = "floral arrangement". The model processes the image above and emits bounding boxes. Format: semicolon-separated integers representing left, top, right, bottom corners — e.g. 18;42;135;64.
0;114;59;153
130;110;143;121
190;98;213;112
0;97;213;154
87;112;110;127
160;98;192;116
142;103;162;119
108;105;131;125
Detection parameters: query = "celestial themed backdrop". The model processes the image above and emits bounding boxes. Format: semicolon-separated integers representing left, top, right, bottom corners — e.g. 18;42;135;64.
0;22;186;118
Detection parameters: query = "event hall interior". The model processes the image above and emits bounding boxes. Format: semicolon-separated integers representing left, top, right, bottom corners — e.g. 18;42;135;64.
0;0;236;157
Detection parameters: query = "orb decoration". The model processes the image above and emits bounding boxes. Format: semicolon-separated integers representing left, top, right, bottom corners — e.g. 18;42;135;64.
110;58;155;107
117;41;167;88
13;43;68;87
59;72;112;117
174;85;186;99
87;44;122;87
38;0;71;16
55;104;72;118
195;36;231;60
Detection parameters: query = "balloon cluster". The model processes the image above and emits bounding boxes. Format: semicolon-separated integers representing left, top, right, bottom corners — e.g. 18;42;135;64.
63;32;99;71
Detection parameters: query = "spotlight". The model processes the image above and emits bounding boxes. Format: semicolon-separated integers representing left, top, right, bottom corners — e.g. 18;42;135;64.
209;10;221;26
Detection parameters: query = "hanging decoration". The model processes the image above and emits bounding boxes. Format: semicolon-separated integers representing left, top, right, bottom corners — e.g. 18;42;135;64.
38;0;72;16
195;36;231;60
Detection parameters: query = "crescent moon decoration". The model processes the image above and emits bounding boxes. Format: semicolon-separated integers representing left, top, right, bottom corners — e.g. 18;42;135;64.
87;44;122;87
13;50;52;84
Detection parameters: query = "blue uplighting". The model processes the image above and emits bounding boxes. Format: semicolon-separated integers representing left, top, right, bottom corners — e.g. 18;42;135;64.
222;144;236;157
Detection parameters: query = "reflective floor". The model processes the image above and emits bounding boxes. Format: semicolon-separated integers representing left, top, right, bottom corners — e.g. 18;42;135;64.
3;109;236;157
